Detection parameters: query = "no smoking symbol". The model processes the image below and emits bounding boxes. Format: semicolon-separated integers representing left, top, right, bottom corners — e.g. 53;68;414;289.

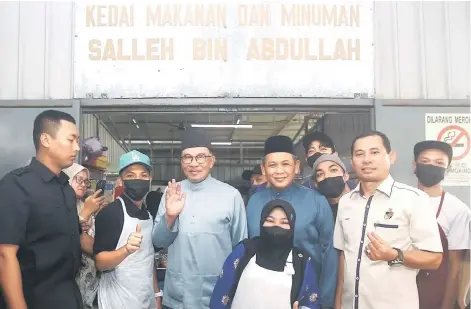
437;125;470;161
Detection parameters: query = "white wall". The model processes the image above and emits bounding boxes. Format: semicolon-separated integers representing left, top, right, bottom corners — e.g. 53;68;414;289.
73;2;375;98
374;1;470;99
0;2;74;100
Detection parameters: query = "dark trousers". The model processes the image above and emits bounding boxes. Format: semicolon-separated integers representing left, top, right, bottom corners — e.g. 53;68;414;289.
162;306;172;309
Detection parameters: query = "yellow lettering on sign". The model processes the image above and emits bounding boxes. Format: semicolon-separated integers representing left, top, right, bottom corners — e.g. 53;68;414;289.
281;4;359;27
86;5;134;27
146;4;226;26
238;4;271;26
88;39;174;61
193;38;227;60
246;38;360;61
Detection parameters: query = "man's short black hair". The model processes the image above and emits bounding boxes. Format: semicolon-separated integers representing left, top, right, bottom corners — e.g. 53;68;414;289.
33;110;76;150
302;131;336;154
351;131;392;154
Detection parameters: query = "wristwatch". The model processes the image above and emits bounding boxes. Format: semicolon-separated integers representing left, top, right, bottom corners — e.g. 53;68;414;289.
155;291;163;298
388;248;404;266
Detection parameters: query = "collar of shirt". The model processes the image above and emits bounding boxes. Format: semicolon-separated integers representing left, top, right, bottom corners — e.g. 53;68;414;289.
350;174;395;198
30;157;70;185
121;194;149;216
188;174;213;191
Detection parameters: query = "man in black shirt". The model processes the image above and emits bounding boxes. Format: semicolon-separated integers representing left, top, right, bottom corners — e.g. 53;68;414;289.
145;190;163;221
93;150;161;309
0;110;82;309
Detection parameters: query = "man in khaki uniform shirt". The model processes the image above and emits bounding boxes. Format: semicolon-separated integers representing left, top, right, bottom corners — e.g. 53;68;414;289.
333;131;443;309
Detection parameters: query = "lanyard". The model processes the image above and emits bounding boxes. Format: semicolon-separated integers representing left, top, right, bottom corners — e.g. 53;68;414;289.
436;191;446;218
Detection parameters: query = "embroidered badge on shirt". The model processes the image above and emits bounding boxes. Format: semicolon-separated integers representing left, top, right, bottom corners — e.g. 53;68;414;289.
309;293;318;302
221;295;230;305
233;258;239;269
384;208;394;220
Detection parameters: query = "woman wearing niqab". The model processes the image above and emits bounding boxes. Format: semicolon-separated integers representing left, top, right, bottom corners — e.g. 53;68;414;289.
210;199;320;309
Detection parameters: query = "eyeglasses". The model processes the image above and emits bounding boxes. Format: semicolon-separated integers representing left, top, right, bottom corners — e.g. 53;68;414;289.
74;176;91;188
181;154;213;164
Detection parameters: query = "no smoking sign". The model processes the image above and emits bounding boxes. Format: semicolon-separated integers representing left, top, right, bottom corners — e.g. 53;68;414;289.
437;125;470;160
426;113;471;187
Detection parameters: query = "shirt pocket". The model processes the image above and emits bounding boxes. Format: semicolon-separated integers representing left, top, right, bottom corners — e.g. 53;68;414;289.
164;269;184;302
29;198;68;235
340;218;358;245
373;222;404;245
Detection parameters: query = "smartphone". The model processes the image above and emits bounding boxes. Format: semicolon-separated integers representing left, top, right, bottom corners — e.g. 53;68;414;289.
96;180;107;197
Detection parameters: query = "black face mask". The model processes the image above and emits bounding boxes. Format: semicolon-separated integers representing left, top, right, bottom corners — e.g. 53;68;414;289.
317;176;345;198
307;152;323;168
260;226;293;247
123;179;150;201
416;163;446;187
256;225;294;272
257;200;296;272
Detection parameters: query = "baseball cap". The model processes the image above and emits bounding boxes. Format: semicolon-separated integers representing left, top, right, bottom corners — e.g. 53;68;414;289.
242;165;262;181
312;154;347;173
414;140;453;164
119;150;152;174
302;131;336;153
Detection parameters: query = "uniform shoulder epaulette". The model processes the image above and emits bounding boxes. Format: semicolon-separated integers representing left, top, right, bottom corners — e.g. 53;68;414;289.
11;166;30;177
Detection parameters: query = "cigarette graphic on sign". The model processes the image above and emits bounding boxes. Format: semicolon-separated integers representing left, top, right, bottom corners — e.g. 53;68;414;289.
443;131;465;148
438;125;470;161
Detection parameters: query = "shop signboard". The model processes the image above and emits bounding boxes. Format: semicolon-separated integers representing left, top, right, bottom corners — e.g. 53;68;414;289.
425;113;471;187
74;1;374;98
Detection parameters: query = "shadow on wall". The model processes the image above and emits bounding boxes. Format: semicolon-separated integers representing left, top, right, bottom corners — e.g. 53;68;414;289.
0;108;78;178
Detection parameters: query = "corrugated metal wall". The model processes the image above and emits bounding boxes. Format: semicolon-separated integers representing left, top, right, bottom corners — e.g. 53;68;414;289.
0;2;74;100
322;113;372;157
374;1;470;99
81;114;127;170
1;1;468;101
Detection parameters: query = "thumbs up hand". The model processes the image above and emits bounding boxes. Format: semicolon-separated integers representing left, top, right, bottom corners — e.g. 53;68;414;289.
126;224;143;254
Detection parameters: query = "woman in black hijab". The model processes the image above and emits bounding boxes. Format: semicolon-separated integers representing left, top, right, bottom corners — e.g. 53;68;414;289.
209;200;320;309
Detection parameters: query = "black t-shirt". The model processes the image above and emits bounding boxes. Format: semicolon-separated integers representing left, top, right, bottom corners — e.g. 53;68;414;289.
0;158;82;309
331;203;339;221
145;191;162;221
93;195;151;255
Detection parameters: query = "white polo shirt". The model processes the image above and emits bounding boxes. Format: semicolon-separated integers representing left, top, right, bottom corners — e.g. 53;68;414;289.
334;175;443;309
431;192;471;250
